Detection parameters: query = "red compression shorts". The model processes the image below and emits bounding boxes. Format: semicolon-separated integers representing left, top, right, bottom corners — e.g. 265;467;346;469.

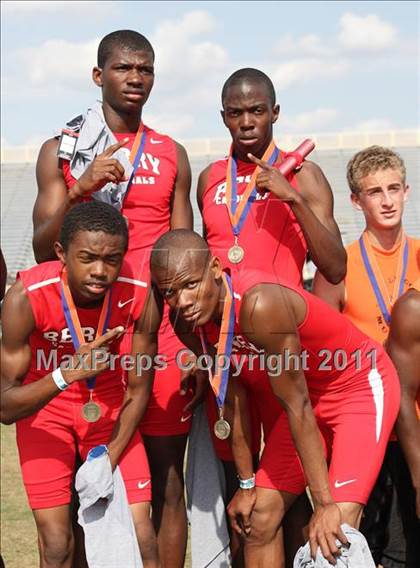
16;387;151;510
256;359;400;504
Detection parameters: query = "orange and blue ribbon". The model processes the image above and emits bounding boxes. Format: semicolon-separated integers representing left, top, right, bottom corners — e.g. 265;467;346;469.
200;273;235;408
359;232;408;325
124;124;147;201
225;140;280;236
60;269;112;390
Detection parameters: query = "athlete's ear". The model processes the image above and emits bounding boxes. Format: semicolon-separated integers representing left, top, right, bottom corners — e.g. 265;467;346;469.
403;184;411;202
210;256;223;279
350;192;363;211
220;109;227;127
272;104;280;124
92;66;103;88
54;242;66;264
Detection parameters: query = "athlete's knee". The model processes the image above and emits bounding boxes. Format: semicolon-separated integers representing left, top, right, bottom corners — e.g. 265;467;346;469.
246;506;282;547
154;469;184;507
38;526;73;566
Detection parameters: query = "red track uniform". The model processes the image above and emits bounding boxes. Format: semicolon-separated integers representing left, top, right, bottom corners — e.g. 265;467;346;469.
63;126;193;436
202;154;306;281
16;261;151;509
202;270;400;504
201;154;307;459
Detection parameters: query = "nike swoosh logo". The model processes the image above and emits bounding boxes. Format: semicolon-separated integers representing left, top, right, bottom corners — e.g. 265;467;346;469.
118;298;134;308
334;479;357;488
150;138;163;144
138;480;151;489
180;414;192;423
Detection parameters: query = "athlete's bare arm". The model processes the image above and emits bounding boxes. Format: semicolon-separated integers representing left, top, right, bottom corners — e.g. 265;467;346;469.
294;162;346;284
249;155;347;284
166;305;209;412
33;138;128;263
225;378;256;536
107;288;162;469
170;143;193;230
0;281;121;424
239;283;347;562
387;289;420;517
33;139;80;263
312;269;346;312
196;165;212;238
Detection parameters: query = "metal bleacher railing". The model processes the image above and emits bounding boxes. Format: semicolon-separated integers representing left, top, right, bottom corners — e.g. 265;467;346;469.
1;129;419;283
2;129;420;162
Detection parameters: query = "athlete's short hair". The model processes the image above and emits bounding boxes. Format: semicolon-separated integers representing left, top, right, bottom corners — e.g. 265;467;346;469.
150;229;210;272
347;146;406;194
60;201;129;251
221;68;276;106
97;30;154;67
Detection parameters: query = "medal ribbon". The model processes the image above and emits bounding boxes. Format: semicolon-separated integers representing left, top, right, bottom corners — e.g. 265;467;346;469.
225;140;280;236
199;273;235;408
123;124;147;201
359;232;408;325
60;269;112;390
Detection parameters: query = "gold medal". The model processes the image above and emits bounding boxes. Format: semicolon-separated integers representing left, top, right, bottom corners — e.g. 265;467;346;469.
225;141;279;267
61;270;110;425
214;418;231;440
228;239;245;264
199;280;235;442
82;396;102;423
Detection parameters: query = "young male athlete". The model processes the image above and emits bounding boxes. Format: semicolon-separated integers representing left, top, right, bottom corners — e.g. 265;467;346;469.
1;202;159;568
313;146;419;342
196;67;347;562
386;279;420;563
313;146;420;566
32;30;195;567
149;229;400;567
197;68;346;285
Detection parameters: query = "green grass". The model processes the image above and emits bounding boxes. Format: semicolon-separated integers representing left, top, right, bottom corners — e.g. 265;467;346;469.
1;424;38;568
1;424;193;567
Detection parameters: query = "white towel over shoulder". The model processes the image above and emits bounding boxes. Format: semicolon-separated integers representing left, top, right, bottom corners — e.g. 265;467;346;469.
61;101;134;209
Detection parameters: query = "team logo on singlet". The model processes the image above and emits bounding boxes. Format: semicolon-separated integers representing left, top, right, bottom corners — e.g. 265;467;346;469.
231;334;263;354
214;176;269;206
43;327;98;345
120;148;161;185
214;334;262;354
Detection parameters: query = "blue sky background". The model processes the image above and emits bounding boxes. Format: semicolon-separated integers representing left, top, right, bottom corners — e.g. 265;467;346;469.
1;1;418;146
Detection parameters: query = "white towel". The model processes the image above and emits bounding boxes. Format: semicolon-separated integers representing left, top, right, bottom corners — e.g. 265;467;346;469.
76;452;143;568
186;403;231;567
61;102;134;209
293;523;375;568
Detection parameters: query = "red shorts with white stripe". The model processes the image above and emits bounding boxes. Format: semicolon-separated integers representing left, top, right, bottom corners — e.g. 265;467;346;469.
256;356;400;504
16;386;151;510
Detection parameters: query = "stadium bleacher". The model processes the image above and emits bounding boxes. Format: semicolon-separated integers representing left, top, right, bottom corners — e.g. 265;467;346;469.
1;137;419;282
